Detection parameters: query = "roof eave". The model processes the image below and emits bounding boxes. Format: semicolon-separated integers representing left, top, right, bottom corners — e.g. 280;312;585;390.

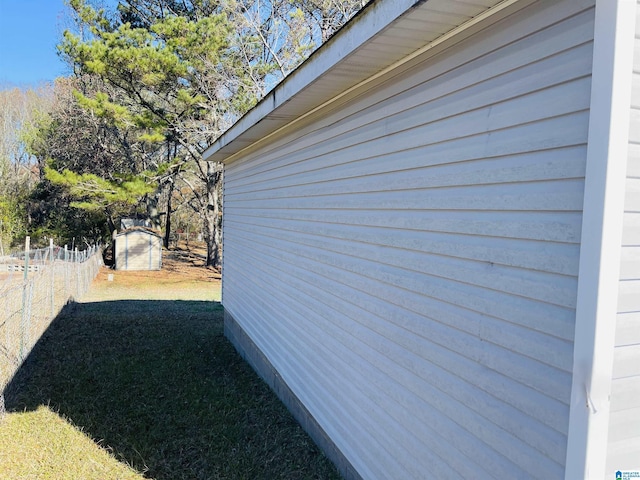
203;0;523;164
202;0;426;163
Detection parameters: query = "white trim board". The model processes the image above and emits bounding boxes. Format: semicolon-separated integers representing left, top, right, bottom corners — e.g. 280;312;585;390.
565;0;636;478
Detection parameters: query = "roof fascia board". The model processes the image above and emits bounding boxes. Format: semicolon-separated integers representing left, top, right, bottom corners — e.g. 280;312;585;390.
565;0;636;478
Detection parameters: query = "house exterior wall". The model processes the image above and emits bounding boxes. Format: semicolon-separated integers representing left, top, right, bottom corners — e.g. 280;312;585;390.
606;0;640;472
222;1;596;478
115;231;162;271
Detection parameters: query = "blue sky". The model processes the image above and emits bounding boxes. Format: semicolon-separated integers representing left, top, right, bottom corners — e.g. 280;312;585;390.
0;0;71;87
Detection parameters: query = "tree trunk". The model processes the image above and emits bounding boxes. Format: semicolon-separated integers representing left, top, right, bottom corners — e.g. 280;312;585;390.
146;192;162;230
204;163;222;268
106;214;117;234
163;179;174;248
204;209;218;267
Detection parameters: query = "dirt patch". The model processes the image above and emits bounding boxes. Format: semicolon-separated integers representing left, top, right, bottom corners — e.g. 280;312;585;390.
88;241;221;302
161;246;220;281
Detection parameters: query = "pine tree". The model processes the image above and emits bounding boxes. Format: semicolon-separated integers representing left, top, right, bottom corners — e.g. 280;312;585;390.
58;0;369;266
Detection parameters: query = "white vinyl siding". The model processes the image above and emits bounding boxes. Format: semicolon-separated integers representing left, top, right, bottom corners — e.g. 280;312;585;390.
606;0;640;472
222;1;594;478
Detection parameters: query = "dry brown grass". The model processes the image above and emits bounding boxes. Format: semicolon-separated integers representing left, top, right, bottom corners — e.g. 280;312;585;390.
0;406;144;480
90;243;221;302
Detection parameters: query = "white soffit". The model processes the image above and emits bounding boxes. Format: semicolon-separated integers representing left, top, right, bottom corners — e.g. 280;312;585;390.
203;0;523;164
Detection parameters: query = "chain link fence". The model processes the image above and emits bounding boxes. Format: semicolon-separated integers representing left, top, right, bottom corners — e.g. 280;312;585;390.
0;240;103;415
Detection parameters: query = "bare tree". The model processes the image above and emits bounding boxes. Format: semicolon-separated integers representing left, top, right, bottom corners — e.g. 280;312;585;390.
0;85;55;249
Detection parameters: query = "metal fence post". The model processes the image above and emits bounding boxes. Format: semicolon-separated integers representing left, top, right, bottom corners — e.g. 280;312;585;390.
50;239;55;318
19;236;30;361
75;247;80;299
64;245;67;287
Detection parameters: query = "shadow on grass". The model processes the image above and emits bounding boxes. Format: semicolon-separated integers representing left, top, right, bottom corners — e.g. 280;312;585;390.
3;300;341;480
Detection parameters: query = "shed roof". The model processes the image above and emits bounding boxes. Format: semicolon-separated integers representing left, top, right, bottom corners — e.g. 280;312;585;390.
203;0;530;164
115;226;163;238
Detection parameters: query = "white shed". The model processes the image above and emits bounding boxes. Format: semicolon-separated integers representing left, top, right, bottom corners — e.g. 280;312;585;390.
114;227;163;271
204;0;640;478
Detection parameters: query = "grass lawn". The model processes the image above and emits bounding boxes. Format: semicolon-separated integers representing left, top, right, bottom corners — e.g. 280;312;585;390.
0;246;342;480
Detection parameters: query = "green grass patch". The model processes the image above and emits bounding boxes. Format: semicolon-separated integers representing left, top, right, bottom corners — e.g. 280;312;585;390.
2;281;341;479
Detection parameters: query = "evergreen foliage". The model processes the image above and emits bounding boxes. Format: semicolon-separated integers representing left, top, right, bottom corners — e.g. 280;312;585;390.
45;166;155;212
20;77;158;246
